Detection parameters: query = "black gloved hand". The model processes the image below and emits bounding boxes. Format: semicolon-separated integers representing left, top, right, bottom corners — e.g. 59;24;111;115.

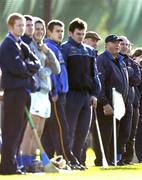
20;42;30;59
20;42;40;66
26;61;40;74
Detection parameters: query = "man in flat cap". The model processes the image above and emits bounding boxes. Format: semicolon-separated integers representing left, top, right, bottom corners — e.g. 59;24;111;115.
93;34;129;166
81;31;101;166
84;31;101;50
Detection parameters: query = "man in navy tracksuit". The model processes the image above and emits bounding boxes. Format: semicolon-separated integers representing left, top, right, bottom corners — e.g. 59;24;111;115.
117;36;141;164
21;15;34;45
41;20;82;170
130;48;142;163
61;18;101;165
0;13;40;174
93;35;129;166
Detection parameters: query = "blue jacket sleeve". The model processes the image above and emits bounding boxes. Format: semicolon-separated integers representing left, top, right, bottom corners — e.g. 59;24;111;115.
51;74;58;96
61;43;69;63
97;57;110;105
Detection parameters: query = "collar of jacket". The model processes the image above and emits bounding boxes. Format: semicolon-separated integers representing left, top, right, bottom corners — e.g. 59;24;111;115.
6;32;22;43
21;34;32;45
119;52;129;58
68;37;83;47
44;38;61;48
105;50;124;65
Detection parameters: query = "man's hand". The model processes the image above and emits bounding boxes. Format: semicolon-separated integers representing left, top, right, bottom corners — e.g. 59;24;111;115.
90;96;97;108
45;58;49;67
20;42;30;59
103;104;113;116
52;95;58;102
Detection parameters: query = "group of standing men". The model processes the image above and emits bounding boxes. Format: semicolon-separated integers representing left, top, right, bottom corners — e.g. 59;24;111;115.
0;12;142;175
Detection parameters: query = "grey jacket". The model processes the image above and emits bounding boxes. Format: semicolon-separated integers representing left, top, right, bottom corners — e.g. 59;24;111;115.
30;41;60;92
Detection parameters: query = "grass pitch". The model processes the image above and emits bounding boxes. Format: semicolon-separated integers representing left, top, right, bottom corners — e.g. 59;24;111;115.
1;149;142;180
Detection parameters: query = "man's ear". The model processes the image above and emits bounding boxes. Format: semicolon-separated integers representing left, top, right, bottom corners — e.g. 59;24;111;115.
7;24;13;31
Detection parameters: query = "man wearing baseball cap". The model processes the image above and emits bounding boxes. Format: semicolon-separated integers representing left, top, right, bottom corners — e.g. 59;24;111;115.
105;34;122;43
93;34;129;166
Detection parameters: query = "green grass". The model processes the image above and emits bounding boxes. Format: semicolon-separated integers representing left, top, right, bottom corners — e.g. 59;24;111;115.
1;149;142;180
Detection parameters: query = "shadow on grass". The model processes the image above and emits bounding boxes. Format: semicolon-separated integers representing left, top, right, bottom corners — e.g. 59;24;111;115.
101;164;142;171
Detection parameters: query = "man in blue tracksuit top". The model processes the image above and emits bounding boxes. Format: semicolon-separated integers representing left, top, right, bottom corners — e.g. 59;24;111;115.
41;20;83;170
61;18;101;165
93;34;129;166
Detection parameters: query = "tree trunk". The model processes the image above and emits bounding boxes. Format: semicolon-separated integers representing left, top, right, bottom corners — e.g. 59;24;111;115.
43;0;52;23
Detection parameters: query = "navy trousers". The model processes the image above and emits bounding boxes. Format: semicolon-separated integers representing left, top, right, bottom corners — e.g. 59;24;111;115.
66;90;91;163
0;88;29;174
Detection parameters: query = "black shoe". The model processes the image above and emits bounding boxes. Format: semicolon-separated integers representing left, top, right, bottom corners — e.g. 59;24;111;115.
0;169;25;175
16;169;26;175
117;160;126;166
68;162;86;170
69;164;82;170
94;159;102;166
123;160;133;165
81;164;88;169
78;164;86;170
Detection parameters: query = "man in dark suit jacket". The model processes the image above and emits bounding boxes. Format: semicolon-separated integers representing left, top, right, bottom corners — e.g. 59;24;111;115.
0;13;40;175
94;34;129;166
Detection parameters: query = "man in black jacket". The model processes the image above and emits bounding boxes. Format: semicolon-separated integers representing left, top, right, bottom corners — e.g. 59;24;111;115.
21;15;34;45
81;31;101;166
62;18;101;167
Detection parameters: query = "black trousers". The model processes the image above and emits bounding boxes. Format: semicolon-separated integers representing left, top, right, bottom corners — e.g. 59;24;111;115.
41;93;78;164
135;120;142;161
135;96;142;162
41;117;55;159
0;88;29;173
122;105;139;162
80;110;96;165
117;102;133;154
93;103;120;165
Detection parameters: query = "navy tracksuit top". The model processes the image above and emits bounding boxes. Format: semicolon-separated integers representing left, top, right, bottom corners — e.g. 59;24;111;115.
61;37;101;97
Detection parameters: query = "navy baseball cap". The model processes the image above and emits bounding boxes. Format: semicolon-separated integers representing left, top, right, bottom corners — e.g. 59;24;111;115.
105;34;123;43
